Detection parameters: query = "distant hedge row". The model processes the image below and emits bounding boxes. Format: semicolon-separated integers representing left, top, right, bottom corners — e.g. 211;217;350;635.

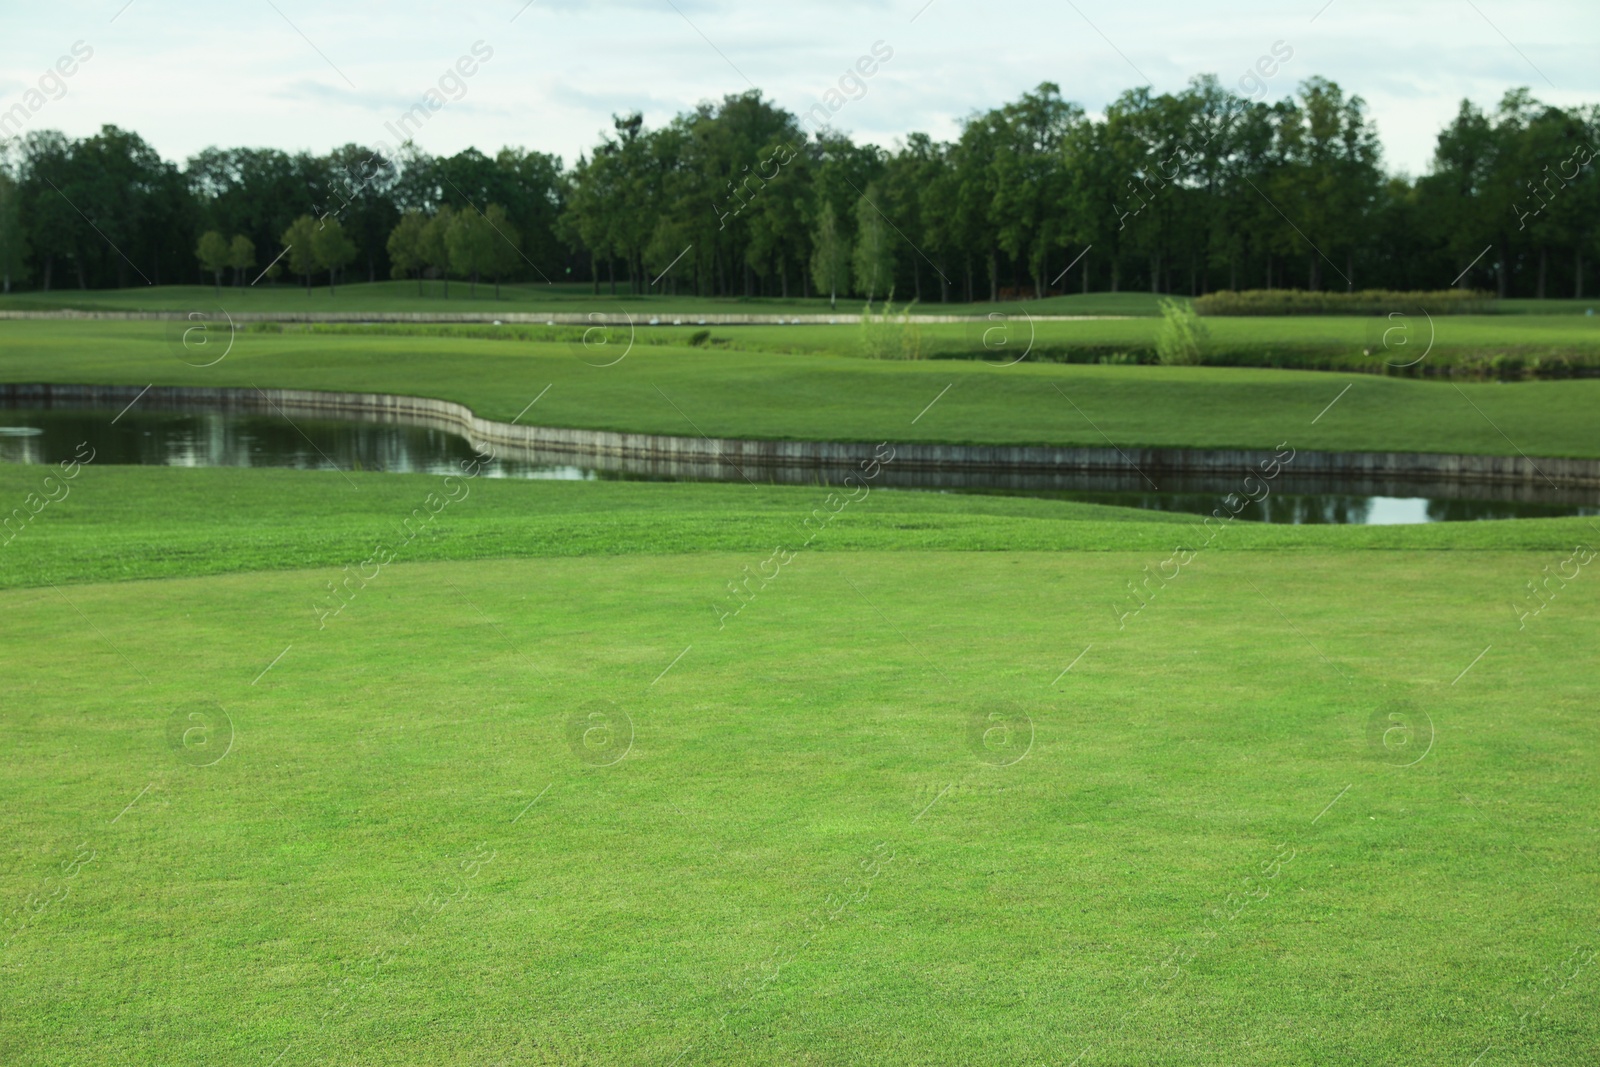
1194;289;1496;316
928;343;1600;380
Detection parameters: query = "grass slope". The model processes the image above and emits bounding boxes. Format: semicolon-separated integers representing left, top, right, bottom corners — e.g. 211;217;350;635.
2;320;1599;457
1;545;1595;1064
1;466;1598;592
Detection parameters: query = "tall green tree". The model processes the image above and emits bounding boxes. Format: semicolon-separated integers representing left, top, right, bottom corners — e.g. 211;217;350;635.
0;167;30;293
1274;77;1383;290
989;83;1080;297
311;216;357;295
227;234;255;287
446;207;496;298
281;215;319;293
195;230;229;293
387;209;429;295
421;205;455;298
483;203;521;299
809;199;849;308
852;184;894;301
324;143;399;283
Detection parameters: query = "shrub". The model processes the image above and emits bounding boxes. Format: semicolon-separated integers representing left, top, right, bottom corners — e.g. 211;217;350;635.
1154;298;1209;365
688;329;711;347
1489;353;1526;381
1193;288;1494;316
859;294;924;360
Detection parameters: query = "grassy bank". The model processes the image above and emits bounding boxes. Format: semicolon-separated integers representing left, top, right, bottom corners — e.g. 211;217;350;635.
2;320;1599;458
3;466;1597;592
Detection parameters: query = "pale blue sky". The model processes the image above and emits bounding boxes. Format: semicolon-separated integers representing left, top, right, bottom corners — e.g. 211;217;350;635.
1;0;1596;173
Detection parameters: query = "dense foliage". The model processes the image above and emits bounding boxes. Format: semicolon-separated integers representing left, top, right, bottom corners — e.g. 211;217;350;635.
1192;288;1496;315
0;77;1595;300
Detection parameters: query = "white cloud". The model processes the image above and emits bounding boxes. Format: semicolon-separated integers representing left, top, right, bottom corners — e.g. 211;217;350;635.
1;0;1596;173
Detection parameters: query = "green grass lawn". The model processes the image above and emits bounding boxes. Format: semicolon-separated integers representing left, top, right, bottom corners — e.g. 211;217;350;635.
3;466;1597;592
4;282;1597;322
693;313;1600;369
0;281;1164;319
3;301;1598;1063
2;320;1599;458
2;477;1596;1063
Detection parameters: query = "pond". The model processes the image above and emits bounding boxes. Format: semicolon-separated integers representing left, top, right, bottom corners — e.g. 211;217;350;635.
0;404;1594;526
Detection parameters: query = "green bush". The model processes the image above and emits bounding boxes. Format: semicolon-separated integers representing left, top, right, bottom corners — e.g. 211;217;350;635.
688;329;711;347
1194;288;1495;316
1154;298;1210;365
859;294;924;360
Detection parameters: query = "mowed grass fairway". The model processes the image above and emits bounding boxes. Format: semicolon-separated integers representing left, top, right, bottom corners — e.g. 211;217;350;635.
2;281;1597;318
2;533;1597;1064
3;301;1599;1063
0;281;1164;318
4;320;1600;456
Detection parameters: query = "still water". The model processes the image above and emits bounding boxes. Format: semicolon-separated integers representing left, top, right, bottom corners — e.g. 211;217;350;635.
0;406;1593;526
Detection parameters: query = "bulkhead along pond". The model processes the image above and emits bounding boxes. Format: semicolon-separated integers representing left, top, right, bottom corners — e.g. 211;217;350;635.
0;393;1595;526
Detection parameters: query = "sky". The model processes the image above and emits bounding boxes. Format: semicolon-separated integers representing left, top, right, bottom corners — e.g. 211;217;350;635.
2;0;1597;176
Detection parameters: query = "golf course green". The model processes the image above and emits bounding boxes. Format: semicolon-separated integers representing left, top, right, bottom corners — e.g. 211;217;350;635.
2;319;1599;457
1;296;1597;1064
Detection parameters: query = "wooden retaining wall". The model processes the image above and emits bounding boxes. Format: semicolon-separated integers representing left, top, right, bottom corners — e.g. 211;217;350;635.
3;382;1597;490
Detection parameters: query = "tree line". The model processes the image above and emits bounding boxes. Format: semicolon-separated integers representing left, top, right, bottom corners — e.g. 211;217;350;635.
0;76;1595;300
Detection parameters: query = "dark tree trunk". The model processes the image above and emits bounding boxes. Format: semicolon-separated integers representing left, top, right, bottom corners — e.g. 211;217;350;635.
1576;248;1584;300
1537;247;1548;299
1496;250;1508;298
42;255;53;291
